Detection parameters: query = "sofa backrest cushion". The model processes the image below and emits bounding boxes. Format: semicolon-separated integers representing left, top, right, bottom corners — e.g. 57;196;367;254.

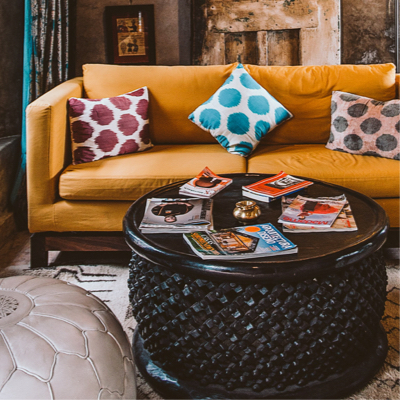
83;63;396;145
245;63;396;145
83;64;237;145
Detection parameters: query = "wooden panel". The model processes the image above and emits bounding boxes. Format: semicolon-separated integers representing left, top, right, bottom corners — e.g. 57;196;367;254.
192;0;207;65
299;0;340;65
225;32;258;64
341;0;396;65
44;232;129;252
191;0;340;66
267;29;300;66
257;31;268;65
208;0;319;32
201;32;226;65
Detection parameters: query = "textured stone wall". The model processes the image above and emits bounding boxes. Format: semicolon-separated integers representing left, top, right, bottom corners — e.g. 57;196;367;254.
0;1;24;139
74;0;397;72
341;0;396;65
74;0;191;76
191;0;340;66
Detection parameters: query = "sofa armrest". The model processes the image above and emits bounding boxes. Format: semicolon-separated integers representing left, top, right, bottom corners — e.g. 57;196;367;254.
26;77;83;231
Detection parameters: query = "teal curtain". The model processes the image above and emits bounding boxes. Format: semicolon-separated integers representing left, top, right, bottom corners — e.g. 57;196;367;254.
12;0;71;227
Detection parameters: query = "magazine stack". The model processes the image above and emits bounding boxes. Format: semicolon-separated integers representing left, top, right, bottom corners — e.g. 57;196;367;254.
179;167;232;198
280;195;358;232
242;171;313;203
183;223;297;260
277;194;359;233
139;198;213;233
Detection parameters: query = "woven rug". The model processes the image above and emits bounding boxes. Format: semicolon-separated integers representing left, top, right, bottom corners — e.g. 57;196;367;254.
0;236;398;400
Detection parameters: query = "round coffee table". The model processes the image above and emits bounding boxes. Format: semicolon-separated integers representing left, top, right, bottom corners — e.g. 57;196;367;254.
123;173;389;399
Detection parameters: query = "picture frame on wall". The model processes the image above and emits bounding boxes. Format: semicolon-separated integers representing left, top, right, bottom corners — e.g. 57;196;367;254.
105;5;156;65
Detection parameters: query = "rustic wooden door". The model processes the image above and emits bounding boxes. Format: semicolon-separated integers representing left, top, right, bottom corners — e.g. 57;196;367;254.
192;0;340;66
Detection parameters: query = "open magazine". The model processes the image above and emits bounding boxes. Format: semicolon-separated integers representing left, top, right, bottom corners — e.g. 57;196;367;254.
278;195;346;228
242;171;313;202
139;198;213;233
183;223;297;260
179;167;232;198
281;195;358;233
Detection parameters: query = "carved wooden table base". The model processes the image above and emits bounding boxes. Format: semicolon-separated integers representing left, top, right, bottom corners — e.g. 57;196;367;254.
128;251;388;399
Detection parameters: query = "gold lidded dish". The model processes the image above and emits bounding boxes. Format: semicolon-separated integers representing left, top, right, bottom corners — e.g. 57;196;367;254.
233;200;261;222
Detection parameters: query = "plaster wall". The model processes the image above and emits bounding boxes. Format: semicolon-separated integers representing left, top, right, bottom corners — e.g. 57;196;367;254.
74;0;396;73
341;0;396;65
74;0;191;76
0;1;24;139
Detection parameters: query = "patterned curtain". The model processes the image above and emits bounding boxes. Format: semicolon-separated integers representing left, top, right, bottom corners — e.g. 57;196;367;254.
29;0;70;100
11;0;71;227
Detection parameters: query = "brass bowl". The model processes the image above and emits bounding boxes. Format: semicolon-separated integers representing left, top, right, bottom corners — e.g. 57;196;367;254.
233;200;261;222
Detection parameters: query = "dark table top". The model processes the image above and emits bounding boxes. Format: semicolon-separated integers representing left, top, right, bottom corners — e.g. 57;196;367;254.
123;173;389;283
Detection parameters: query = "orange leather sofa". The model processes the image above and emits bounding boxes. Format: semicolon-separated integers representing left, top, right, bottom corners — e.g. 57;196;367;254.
26;63;400;267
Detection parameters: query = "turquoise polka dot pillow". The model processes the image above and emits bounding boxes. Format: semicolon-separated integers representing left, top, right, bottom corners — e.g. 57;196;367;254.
188;64;293;157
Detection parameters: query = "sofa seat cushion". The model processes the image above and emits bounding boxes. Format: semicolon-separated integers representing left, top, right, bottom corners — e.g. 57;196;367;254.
247;144;400;198
59;144;247;200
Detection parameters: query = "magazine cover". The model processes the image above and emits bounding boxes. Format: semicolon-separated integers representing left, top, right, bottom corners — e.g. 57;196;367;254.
278;195;346;228
242;171;313;199
179;167;232;198
281;195;357;232
242;187;304;203
139;198;213;233
183;223;298;259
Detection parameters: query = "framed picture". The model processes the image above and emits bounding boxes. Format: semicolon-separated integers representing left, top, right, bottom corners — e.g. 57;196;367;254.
105;5;156;65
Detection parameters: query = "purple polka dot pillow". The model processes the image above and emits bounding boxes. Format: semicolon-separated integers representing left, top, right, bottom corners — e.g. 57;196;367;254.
68;87;153;164
326;91;400;160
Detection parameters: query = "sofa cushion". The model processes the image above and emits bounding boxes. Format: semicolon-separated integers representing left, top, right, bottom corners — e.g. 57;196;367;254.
59;144;247;200
326;91;400;160
188;64;292;157
247;144;400;198
68;87;152;164
245;63;396;145
83;63;238;145
83;63;395;147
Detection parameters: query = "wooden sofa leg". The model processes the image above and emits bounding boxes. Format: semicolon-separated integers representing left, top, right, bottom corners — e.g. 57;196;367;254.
30;233;49;268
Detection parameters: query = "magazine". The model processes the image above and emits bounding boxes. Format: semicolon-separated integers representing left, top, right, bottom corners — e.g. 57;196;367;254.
179;167;233;198
277;195;346;228
242;171;313;202
281;195;358;233
139;198;213;233
183;223;298;260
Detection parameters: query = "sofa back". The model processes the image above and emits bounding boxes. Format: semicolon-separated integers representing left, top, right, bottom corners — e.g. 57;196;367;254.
83;63;396;146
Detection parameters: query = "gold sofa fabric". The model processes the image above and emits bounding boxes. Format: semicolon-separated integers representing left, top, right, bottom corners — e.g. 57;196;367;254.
82;63;237;145
26;77;83;232
59;144;246;201
83;63;396;147
26;65;400;235
375;198;400;229
245;63;396;145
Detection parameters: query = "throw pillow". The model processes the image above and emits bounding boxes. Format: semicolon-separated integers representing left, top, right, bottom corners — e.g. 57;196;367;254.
188;64;293;157
326;91;400;160
68;87;153;164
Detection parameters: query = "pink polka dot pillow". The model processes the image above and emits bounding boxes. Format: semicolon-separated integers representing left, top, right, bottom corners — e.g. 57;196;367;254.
326;91;400;160
68;87;153;164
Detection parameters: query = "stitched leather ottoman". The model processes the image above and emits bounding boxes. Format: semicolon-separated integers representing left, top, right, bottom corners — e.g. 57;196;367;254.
0;275;136;399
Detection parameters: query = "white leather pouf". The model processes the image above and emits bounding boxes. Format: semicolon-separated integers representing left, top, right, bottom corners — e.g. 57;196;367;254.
0;275;136;399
